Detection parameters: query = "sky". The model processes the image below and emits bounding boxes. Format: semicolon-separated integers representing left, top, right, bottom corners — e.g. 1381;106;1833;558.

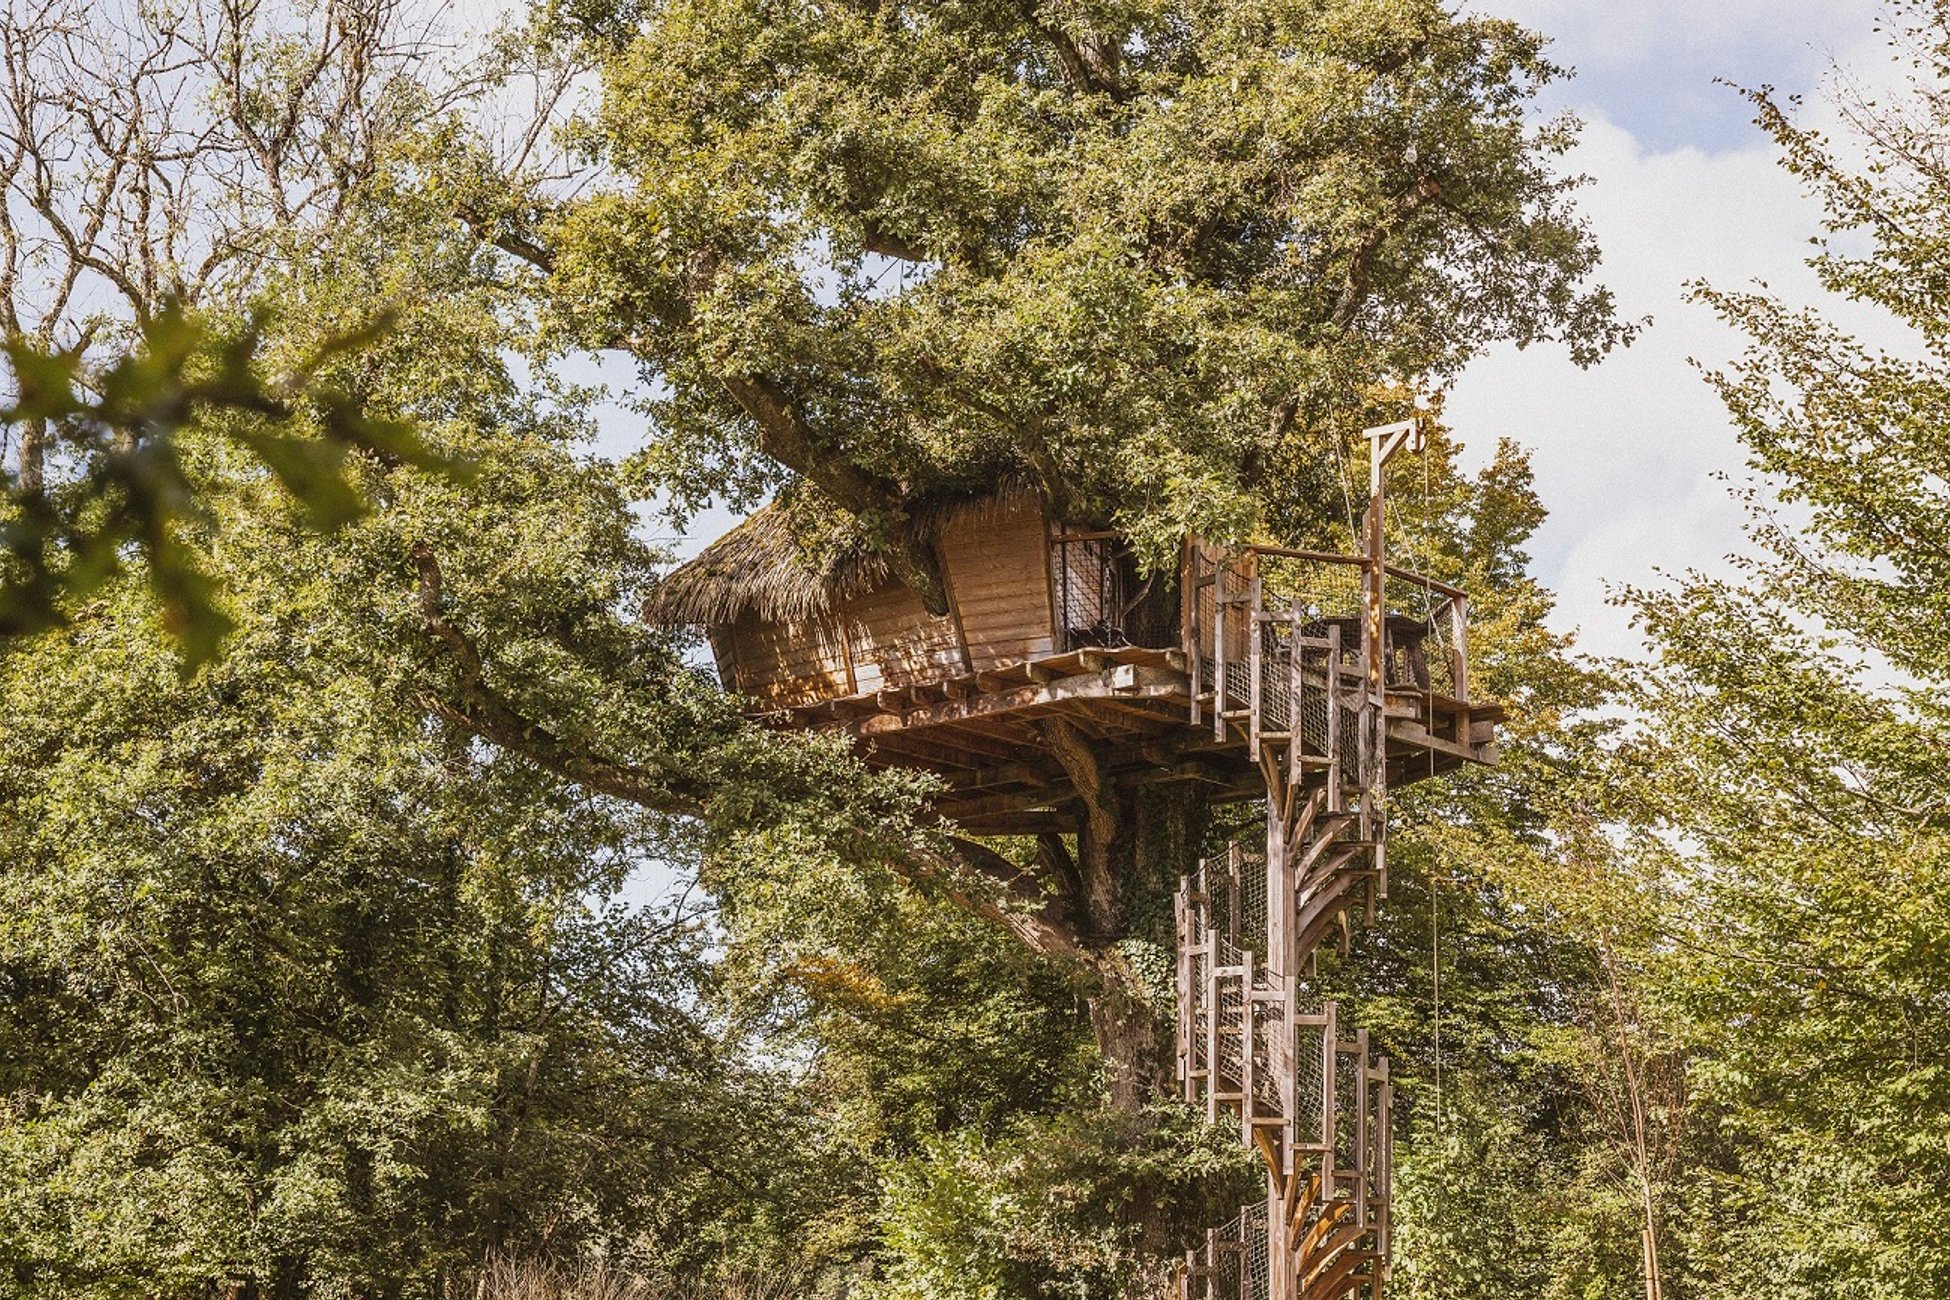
1443;0;1893;656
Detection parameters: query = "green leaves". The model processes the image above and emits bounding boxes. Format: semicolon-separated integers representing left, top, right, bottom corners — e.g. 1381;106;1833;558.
545;0;1630;557
1586;8;1950;1295
0;302;462;668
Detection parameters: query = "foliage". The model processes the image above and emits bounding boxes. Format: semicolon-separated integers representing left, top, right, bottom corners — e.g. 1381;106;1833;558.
874;1108;1254;1300
0;123;877;1296
42;0;1950;1298
1586;4;1950;1294
527;0;1630;584
0;305;453;663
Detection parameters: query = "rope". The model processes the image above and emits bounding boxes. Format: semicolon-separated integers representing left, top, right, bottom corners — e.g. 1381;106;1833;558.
1333;427;1358;551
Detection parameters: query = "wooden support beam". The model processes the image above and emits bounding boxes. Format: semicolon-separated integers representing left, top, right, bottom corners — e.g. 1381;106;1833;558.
943;759;1058;794
860;731;984;771
844;664;1187;738
952;811;1078;836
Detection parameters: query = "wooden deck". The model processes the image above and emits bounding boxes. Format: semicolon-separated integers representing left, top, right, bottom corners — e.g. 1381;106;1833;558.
765;645;1501;837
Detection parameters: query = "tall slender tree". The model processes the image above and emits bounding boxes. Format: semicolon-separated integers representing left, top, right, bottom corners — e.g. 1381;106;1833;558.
1602;5;1950;1294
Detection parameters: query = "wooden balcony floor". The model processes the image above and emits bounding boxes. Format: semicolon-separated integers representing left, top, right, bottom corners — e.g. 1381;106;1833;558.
766;647;1500;836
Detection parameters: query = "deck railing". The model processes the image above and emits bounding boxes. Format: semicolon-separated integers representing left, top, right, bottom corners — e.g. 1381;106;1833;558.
1049;531;1178;652
1185;544;1473;722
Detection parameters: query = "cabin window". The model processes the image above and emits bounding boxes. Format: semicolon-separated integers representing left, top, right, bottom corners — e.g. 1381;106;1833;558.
1050;531;1176;651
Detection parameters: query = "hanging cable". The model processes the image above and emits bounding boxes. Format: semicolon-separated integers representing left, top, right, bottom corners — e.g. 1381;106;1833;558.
1333;425;1358;553
1432;866;1442;1135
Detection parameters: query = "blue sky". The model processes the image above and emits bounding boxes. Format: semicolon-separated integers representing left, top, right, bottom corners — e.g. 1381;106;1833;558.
1445;0;1899;656
1499;0;1872;154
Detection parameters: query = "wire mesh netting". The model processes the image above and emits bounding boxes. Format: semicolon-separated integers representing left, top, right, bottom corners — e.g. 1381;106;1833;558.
1187;1203;1272;1300
1251;999;1283;1114
1242;1202;1270;1300
1334;1046;1360;1175
1194;852;1268;955
1215;975;1245;1091
1292;1005;1329;1149
1192;550;1473;720
1050;534;1178;651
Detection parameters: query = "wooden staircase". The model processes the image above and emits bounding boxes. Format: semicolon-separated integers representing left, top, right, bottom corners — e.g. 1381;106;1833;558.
1173;528;1492;1300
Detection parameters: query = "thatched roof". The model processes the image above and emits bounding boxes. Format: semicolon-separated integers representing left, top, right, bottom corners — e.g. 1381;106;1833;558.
646;485;1042;626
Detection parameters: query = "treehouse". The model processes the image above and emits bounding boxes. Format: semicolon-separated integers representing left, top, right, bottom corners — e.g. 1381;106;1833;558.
646;482;1498;838
651;422;1503;1300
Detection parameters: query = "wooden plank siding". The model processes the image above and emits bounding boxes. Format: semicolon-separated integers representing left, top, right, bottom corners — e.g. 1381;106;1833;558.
728;610;852;706
938;496;1057;672
710;496;1197;709
840;582;965;694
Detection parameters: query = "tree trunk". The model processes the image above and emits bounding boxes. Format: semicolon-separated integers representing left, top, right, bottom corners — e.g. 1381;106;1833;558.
1089;950;1171;1110
18;417;44;495
1070;776;1210;1108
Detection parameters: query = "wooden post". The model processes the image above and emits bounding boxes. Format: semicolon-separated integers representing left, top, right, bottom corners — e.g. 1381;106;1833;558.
1321;1001;1340;1198
1248;599;1264;750
1374;1058;1393;1262
1267;793;1289;979
1188;546;1204;725
1325;624;1343;815
1240;959;1257;1144
1205;929;1223;1123
1448;593;1469;703
1360;418;1423;701
1352;1028;1370;1230
1213;559;1229;742
1282;971;1299;1185
1227;843;1244;951
1289;602;1305;788
1176;882;1192;1100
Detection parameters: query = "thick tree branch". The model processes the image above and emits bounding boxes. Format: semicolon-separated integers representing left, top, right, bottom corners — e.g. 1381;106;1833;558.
1011;0;1124;98
457;201;557;274
1329;174;1444;330
411;542;713;816
860;220;930;264
411;545;1106;977
1039;717;1124;937
917;836;1093;962
718;372;950;614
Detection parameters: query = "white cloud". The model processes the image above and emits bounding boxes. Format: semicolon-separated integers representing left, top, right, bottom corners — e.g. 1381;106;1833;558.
1446;26;1913;661
1480;0;1866;63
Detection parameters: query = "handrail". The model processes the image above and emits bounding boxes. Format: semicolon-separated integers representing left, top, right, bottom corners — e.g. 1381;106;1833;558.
1216;545;1467;604
1235;545;1368;567
1380;562;1465;601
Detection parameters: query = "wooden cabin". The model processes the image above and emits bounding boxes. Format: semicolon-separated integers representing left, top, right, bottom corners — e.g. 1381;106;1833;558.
647;488;1499;835
649;490;1181;709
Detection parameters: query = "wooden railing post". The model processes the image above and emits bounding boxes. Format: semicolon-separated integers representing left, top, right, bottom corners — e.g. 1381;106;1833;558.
1248;592;1263;749
1176;881;1193;1101
1289;603;1306;785
1214;560;1229;741
1325;625;1343;815
1190;557;1204;725
1205;928;1222;1123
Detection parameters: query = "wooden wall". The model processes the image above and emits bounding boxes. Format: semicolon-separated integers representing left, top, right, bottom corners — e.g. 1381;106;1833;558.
840;582;965;694
937;496;1056;672
712;496;1150;706
725;611;852;706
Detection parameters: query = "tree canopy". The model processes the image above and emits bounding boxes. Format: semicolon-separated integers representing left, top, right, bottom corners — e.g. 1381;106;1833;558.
511;0;1629;599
